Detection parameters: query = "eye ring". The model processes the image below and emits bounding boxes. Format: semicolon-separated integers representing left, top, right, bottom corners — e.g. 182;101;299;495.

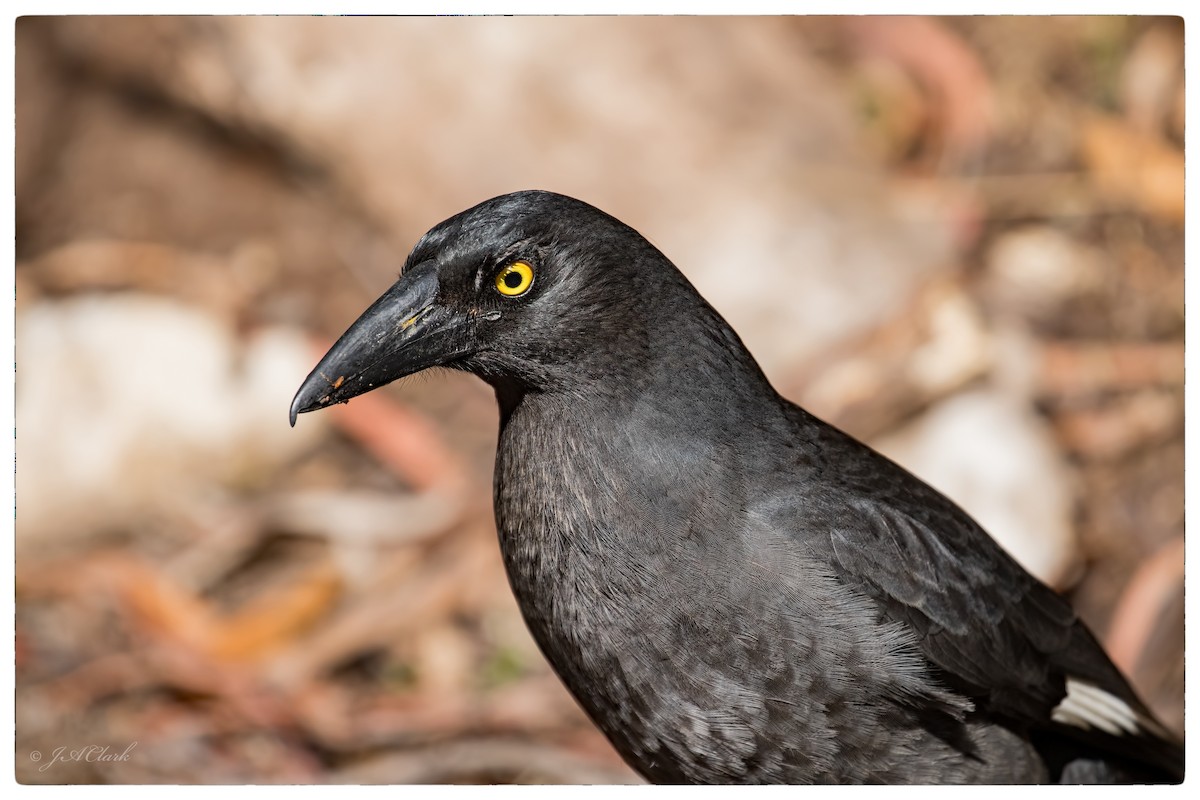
495;261;534;297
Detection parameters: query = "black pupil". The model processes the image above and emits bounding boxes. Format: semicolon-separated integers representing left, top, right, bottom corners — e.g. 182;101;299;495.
504;271;524;289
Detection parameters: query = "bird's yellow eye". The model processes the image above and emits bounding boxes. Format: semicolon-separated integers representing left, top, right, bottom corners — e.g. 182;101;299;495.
495;261;534;297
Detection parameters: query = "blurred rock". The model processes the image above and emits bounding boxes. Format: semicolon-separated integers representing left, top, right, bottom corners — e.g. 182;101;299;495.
16;292;326;553
39;15;958;379
872;389;1081;589
983;226;1105;323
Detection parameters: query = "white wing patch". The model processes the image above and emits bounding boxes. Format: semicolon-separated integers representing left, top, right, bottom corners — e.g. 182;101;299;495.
1052;678;1149;736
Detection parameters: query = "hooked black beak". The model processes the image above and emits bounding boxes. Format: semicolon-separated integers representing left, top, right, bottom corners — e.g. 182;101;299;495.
289;260;472;426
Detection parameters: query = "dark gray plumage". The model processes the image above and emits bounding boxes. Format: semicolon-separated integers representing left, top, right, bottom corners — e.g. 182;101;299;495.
291;190;1183;784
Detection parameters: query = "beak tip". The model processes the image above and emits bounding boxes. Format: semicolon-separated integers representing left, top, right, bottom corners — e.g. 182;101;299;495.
288;389;305;428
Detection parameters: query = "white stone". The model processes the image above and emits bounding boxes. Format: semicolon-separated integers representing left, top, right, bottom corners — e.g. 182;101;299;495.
16;293;326;550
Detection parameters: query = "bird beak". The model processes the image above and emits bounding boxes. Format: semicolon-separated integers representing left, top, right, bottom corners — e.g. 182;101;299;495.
289;260;471;426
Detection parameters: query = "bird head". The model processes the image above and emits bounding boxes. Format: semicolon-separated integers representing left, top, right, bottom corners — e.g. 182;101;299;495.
290;190;690;425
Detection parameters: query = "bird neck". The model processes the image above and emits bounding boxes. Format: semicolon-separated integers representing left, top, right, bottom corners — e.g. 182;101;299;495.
491;295;786;432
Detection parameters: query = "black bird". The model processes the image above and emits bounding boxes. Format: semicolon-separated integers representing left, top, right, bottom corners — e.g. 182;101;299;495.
291;191;1183;784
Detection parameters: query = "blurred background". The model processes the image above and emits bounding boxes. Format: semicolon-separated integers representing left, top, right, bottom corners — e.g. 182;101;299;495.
14;16;1184;784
